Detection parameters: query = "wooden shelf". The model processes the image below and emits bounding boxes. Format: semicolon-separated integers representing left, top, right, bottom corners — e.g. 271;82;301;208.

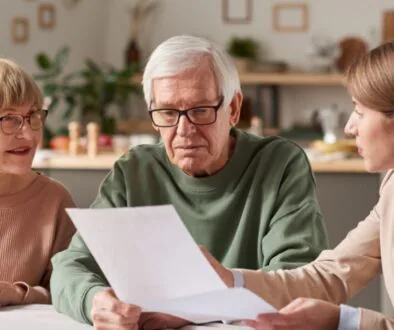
132;72;345;86
238;72;345;86
311;158;366;173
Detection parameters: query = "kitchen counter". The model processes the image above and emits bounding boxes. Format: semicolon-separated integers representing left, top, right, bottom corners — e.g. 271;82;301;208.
33;151;366;173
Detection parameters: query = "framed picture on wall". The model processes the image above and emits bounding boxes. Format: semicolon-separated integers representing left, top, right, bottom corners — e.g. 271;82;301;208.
222;0;252;24
11;17;29;44
38;4;56;29
272;3;309;32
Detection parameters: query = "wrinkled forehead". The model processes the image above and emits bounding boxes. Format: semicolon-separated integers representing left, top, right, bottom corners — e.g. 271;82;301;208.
151;69;219;108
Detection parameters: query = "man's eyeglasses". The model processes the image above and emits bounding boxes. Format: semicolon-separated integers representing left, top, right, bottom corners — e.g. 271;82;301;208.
149;97;224;127
0;109;48;135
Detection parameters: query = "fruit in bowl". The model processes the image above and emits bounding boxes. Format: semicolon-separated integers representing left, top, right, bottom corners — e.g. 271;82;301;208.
50;136;69;152
98;134;113;149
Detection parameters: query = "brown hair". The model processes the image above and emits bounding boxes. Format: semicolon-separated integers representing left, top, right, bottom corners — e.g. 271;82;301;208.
0;58;43;110
346;41;394;111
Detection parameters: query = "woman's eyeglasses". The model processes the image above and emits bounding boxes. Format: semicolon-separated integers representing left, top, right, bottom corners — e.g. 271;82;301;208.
0;109;48;135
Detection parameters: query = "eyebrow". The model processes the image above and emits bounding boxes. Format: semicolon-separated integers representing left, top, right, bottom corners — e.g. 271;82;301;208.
0;108;13;116
0;107;37;115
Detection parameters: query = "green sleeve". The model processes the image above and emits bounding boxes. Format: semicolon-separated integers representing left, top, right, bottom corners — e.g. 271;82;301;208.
261;146;329;271
50;162;126;324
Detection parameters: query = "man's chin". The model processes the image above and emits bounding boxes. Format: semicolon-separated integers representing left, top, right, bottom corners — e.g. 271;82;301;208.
178;161;205;177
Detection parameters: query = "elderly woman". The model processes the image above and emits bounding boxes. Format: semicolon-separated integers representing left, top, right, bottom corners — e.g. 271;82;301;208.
0;58;75;306
205;41;394;330
51;35;328;329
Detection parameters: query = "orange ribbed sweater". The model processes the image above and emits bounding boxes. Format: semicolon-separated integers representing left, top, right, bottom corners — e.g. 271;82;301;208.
0;174;75;306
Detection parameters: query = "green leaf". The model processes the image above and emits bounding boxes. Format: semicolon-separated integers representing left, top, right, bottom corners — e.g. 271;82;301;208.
53;46;70;72
47;96;59;112
62;72;79;83
120;63;139;78
43;83;58;96
56;126;69;136
62;96;76;120
227;37;259;59
33;72;58;81
43;125;54;148
105;71;118;83
85;59;103;75
35;53;52;71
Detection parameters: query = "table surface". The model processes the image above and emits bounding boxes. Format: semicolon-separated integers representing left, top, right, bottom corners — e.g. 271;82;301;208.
0;305;250;330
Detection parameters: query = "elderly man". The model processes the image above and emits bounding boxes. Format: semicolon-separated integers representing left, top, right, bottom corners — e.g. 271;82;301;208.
51;35;328;329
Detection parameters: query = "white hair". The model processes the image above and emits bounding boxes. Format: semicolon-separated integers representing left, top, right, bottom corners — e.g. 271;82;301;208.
142;35;241;109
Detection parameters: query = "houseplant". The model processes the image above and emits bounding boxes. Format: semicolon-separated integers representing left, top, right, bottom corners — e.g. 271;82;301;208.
34;46;141;145
227;36;259;73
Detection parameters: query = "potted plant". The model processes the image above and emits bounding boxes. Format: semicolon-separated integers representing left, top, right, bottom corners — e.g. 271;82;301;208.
34;46;141;146
227;36;259;73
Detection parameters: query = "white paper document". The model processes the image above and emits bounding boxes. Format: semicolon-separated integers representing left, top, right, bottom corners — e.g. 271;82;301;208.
67;205;276;323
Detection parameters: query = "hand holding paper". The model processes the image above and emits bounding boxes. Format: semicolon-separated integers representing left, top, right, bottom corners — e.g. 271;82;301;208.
67;205;276;323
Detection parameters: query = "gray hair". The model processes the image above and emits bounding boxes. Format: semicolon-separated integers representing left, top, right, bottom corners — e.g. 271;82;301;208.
142;35;241;109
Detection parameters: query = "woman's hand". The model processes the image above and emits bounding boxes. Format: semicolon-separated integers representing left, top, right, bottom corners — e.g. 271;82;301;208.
200;246;233;287
245;298;340;330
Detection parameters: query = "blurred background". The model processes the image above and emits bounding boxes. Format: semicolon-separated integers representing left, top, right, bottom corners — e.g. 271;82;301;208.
4;0;391;143
4;0;394;318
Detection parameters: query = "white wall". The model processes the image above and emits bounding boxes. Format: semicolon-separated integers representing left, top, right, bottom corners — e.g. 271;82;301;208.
104;0;393;128
0;0;109;76
1;1;391;128
0;0;110;130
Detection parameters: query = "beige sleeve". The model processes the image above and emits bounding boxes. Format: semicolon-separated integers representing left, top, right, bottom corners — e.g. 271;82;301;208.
40;190;76;289
12;282;50;305
242;196;382;310
360;308;394;330
12;189;76;306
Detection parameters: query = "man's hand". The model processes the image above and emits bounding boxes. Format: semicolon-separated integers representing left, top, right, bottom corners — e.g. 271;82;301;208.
91;288;141;330
139;312;190;330
200;246;233;287
245;298;340;330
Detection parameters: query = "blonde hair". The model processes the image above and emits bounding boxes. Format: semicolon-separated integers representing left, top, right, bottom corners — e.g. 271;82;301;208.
0;58;43;110
346;41;394;111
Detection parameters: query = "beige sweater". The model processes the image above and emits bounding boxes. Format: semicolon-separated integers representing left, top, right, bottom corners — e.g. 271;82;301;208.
242;170;394;329
0;174;75;306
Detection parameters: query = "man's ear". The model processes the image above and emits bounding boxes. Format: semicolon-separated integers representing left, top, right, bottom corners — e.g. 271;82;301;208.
228;92;243;127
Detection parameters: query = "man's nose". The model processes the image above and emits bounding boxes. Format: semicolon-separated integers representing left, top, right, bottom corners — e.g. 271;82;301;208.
176;113;195;136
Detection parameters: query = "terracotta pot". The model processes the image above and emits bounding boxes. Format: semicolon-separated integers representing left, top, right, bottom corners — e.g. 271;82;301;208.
233;58;250;73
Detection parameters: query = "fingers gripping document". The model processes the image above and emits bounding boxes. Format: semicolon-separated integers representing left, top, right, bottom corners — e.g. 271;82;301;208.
66;205;276;324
